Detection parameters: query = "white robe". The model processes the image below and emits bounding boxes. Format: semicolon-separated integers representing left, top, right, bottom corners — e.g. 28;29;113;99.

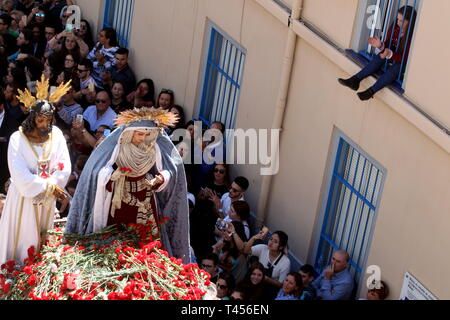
0;126;71;265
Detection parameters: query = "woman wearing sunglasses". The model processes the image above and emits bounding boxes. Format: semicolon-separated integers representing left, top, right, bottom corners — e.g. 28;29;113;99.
216;272;235;300
26;5;47;27
75;19;95;50
204;164;230;199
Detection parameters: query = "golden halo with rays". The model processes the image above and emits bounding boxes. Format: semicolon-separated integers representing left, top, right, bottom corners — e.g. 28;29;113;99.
115;107;179;128
16;74;72;109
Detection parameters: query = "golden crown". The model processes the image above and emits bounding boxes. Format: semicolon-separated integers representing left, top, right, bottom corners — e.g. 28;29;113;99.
17;75;72;109
115;107;179;128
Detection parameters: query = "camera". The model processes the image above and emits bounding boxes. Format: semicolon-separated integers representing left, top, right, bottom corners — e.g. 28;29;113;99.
216;219;227;232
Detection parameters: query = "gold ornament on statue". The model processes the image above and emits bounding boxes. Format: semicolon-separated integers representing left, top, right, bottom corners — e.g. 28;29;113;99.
16;74;72;109
35;75;50;100
115;107;179;128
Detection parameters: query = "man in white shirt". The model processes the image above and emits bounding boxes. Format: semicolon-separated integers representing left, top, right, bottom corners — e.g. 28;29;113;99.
83;91;117;131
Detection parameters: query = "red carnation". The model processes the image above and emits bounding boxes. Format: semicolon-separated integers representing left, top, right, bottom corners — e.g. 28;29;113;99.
27;275;37;286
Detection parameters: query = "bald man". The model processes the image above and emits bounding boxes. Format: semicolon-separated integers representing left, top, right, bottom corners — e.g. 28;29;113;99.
312;250;354;300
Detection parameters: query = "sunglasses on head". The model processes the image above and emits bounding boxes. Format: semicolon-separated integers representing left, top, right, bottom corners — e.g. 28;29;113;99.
161;89;173;95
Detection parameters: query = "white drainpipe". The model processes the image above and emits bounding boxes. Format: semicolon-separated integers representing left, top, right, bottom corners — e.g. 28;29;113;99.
255;0;303;228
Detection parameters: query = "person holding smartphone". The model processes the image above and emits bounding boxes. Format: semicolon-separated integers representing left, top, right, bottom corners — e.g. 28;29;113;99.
241;230;291;299
87;27;119;89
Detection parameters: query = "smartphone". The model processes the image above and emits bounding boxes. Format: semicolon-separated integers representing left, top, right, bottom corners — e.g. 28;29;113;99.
215;219;228;232
76;114;84;124
65;23;73;33
88;82;95;92
103;129;111;137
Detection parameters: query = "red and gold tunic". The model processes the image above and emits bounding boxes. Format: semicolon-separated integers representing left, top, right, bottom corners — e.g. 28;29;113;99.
106;173;164;237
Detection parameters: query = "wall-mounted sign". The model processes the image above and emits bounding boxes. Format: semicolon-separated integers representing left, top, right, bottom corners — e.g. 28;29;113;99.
400;272;438;300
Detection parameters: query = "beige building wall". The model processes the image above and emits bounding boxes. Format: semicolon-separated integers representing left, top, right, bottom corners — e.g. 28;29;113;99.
403;0;450;129
301;0;359;48
266;37;450;298
76;0;104;36
77;0;450;299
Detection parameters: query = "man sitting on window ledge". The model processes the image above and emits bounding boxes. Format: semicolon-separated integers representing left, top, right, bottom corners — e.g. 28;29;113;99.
338;5;416;101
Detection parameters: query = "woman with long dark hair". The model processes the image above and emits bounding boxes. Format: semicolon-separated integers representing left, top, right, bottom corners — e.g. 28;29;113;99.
205;164;230;199
110;80;132;113
338;5;417;100
75;19;95;50
127;78;155;108
237;262;267;301
166;104;185;135
242;229;291;299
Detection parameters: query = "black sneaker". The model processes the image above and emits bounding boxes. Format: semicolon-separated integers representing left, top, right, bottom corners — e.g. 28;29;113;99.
338;76;360;91
357;88;375;101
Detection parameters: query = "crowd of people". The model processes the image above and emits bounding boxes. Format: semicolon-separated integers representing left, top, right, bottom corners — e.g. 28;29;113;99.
0;0;391;301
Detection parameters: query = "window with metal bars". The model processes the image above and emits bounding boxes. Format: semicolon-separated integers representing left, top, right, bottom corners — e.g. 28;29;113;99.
103;0;135;48
315;138;385;289
199;26;246;130
349;0;420;91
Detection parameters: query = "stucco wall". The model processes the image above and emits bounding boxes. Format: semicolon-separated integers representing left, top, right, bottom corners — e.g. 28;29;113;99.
76;0;103;36
301;0;359;48
404;0;450;129
267;38;450;298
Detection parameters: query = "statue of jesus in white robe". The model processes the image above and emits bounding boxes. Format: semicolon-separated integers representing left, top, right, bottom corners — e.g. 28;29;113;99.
0;125;71;265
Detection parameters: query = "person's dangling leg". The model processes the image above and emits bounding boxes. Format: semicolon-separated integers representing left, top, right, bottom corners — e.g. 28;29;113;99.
338;54;386;91
357;62;401;101
354;54;387;80
370;62;401;93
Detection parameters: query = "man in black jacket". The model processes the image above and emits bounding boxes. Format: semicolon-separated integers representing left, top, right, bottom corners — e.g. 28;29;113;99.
0;14;18;56
0;90;19;194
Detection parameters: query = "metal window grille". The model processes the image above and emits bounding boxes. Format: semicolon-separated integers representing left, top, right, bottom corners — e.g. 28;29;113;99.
361;0;419;84
199;27;246;129
315;138;384;285
103;0;135;48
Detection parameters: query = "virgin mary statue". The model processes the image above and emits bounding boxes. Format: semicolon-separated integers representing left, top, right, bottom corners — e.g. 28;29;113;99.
65;108;190;263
